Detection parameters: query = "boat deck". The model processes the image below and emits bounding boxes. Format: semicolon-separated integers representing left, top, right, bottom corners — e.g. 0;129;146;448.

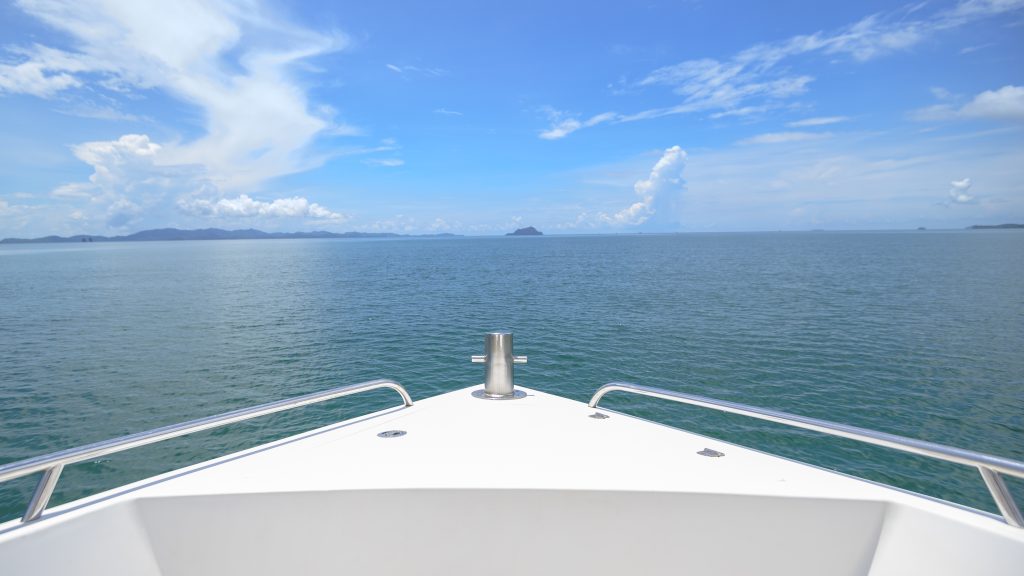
2;385;1022;575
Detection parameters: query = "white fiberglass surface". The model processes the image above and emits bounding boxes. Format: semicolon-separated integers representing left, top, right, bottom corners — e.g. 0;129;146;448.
3;489;1021;576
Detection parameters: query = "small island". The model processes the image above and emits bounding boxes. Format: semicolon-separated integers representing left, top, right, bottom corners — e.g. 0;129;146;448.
968;224;1023;230
506;226;543;236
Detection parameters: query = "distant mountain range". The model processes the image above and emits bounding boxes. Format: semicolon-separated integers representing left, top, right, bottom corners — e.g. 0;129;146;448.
0;228;460;244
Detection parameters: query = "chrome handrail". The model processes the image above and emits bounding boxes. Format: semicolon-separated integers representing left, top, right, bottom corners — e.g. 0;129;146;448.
0;379;413;523
589;381;1024;528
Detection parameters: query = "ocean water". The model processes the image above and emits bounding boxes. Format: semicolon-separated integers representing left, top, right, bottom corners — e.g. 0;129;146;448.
1;231;1022;522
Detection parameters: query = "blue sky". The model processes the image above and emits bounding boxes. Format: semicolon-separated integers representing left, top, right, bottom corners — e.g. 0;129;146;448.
0;0;1022;236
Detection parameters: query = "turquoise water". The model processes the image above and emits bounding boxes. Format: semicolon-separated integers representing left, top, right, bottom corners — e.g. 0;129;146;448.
1;232;1022;522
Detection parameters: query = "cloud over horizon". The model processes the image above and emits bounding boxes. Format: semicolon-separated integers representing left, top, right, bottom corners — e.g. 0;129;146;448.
0;1;1020;236
178;194;347;221
949;177;975;204
574;145;687;227
0;0;350;231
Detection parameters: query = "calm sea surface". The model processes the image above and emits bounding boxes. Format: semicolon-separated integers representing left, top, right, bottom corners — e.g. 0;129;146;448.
1;232;1022;521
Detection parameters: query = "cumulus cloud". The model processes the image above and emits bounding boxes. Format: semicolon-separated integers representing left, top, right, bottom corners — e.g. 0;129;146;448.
740;131;831;145
47;134;199;228
949;177;974;204
912;85;1024;122
961;85;1024;121
178;194;347;221
106;197;142;228
45;133;345;228
73;134;162;187
577;146;687;227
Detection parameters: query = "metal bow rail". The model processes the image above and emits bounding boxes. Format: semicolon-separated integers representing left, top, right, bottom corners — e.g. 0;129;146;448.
0;379;414;523
589;381;1024;528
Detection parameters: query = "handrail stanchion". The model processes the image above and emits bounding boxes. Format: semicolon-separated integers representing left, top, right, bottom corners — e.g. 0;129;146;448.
979;467;1024;528
0;379;413;523
22;465;63;523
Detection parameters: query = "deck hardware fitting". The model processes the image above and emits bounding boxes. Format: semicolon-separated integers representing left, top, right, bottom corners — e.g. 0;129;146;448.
471;389;527;400
470;331;527;400
698;448;725;457
589;412;610;419
377;430;407;438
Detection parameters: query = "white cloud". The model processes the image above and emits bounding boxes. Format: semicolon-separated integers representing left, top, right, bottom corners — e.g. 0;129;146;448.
539;119;582;140
51;182;94;199
0;60;81;97
0;197;39;217
710;106;770;119
323;123;363;137
430;217;453;231
638;57;813;115
543;0;1024;137
433;108;463;116
577;146;687;226
539;111;617;140
54;134;163;198
787;116;849;127
364;158;405;167
931;87;955;101
549;125;1024;232
44;133;346;228
2;0;349;192
912;85;1024;122
178;194;347;221
73;134;162;186
0;1;362;231
910;103;957;122
961;85;1024;121
366;213;419;233
960;43;993;54
48;134;205;227
949;177;975;203
106;197;142;228
385;63;446;77
56;101;140;121
740;131;831;145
